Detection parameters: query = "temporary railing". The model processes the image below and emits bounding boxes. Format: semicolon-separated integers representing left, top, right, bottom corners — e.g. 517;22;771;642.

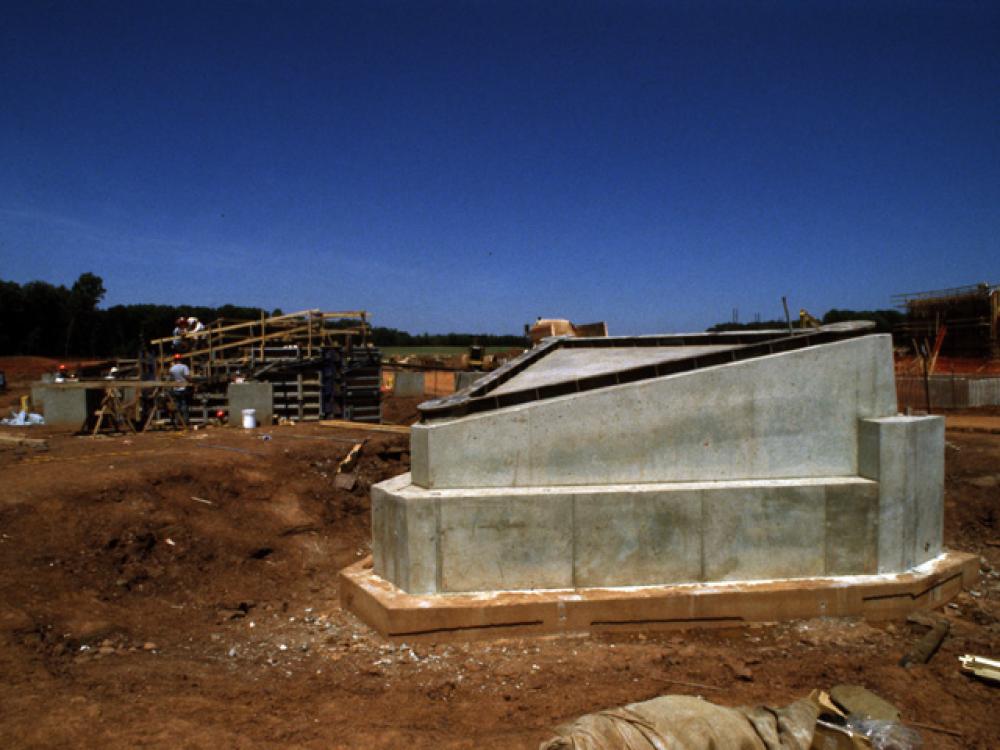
150;309;370;379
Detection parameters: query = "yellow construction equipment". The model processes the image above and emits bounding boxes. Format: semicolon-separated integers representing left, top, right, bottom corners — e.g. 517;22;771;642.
799;309;822;329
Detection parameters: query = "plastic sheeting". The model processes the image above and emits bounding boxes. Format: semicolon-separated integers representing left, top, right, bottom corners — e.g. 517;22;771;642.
541;694;821;750
1;410;44;426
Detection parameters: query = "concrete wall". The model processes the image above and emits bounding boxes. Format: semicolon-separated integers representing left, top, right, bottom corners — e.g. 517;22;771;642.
33;386;95;427
859;415;944;573
896;375;1000;410
227;382;273;426
412;335;898;489
373;474;880;594
393;371;425;397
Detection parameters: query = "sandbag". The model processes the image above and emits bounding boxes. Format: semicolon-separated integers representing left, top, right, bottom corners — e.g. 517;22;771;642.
540;694;820;750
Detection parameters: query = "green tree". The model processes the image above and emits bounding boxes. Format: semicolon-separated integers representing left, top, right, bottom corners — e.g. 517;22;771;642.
65;272;106;356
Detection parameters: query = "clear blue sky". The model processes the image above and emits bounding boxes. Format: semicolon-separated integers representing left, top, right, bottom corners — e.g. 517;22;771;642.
2;1;997;335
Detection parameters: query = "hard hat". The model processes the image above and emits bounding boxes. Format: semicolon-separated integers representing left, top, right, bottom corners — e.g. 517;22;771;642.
58;364;67;371
173;353;182;360
187;317;198;325
176;317;186;326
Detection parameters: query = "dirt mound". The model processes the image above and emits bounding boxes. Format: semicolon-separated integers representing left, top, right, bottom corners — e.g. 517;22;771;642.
0;355;61;381
0;424;998;749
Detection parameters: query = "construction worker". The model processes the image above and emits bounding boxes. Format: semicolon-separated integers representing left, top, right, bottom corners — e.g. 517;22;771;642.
172;317;189;352
187;316;205;334
168;353;192;423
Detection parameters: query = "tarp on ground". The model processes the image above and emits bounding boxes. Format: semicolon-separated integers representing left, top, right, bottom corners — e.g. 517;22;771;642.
540;694;821;750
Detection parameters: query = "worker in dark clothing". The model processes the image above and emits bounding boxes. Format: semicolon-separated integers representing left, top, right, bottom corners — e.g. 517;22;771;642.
168;353;192;423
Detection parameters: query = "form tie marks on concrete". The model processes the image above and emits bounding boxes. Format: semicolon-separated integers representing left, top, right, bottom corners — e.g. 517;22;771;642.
342;323;977;639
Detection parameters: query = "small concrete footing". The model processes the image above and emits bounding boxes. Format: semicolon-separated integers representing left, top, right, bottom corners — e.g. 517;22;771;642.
340;550;979;641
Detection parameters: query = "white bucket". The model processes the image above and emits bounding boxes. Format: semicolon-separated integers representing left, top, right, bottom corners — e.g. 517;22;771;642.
241;408;256;429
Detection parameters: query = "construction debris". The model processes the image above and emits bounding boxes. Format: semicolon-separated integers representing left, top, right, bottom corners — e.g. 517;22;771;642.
829;685;900;723
334;441;365;490
899;612;950;667
319;419;410;435
959;654;1000;684
540;692;822;750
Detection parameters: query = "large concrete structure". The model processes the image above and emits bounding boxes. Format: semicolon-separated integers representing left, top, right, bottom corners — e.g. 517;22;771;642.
343;324;976;638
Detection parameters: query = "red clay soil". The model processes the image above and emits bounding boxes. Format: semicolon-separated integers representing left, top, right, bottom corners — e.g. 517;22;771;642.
0;402;998;748
0;356;111;414
380;395;426;426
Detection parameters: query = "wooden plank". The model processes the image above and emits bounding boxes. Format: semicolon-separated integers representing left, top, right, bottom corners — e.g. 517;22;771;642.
319;419;411;435
149;309;368;346
0;433;48;448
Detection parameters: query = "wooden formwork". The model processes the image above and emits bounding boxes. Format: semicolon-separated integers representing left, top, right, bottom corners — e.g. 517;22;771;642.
340;552;980;641
150;309;371;380
147;309;382;424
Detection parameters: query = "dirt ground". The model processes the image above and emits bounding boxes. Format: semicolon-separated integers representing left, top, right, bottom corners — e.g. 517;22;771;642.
1;362;999;748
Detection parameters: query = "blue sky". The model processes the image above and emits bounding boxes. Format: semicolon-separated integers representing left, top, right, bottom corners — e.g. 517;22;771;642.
2;1;997;335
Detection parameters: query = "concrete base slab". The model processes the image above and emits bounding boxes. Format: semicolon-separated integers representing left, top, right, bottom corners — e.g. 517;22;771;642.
340;551;979;641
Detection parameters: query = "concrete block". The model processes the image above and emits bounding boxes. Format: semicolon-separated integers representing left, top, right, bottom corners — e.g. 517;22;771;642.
38;387;94;427
573;488;703;586
859;416;945;573
372;475;880;594
438;492;573;592
393;371;425;397
227;382;273;426
414;335;897;489
372;475;439;594
30;384;48;410
824;482;879;575
914;418;945;563
702;484;826;581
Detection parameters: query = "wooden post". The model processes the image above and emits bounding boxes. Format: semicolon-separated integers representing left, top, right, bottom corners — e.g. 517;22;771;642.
297;373;304;421
260;311;266;361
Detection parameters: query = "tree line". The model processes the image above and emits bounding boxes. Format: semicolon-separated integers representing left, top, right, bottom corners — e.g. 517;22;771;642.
1;273;907;359
0;273;526;358
707;308;904;335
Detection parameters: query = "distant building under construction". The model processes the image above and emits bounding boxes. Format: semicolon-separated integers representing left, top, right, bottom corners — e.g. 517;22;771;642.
894;283;999;359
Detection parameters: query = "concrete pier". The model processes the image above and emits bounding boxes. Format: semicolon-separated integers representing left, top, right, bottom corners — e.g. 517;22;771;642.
347;324;963;636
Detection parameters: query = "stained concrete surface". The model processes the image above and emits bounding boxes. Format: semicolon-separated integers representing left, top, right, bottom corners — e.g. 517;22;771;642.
374;476;881;594
859;415;945;573
33;386;94;427
412;335;897;489
393;372;425;397
375;331;944;599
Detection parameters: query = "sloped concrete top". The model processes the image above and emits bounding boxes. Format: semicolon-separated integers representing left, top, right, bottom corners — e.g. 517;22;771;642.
491;345;739;395
419;322;877;422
